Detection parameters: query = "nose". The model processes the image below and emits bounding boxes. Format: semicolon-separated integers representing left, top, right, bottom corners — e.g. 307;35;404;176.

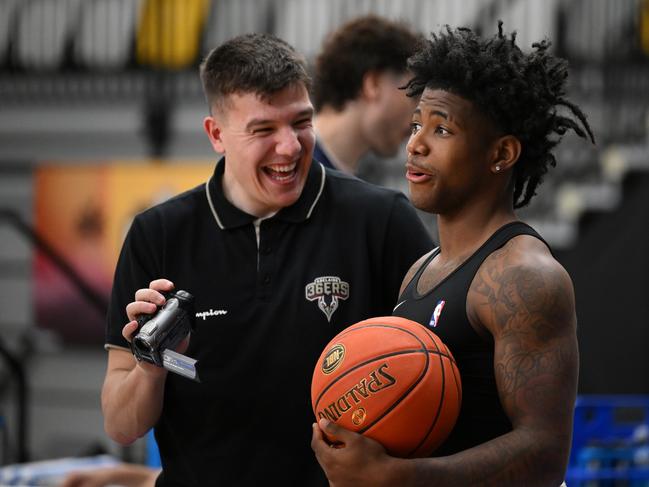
276;127;301;158
406;129;428;157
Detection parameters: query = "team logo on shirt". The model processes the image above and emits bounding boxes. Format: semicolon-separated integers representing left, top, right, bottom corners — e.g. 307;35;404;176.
429;300;446;328
305;276;349;322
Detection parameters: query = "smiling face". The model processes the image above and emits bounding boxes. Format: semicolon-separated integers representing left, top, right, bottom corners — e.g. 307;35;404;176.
204;83;315;217
405;88;501;216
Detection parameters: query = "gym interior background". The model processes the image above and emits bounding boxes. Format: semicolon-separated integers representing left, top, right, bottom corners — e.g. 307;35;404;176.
0;0;648;484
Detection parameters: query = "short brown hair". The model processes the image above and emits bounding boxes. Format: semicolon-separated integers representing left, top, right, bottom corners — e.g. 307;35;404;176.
200;33;311;113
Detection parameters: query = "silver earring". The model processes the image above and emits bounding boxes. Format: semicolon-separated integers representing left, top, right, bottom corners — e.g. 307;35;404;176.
495;165;501;172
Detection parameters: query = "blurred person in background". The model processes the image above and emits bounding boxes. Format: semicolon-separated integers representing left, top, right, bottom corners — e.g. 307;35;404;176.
312;22;594;487
101;31;431;487
312;15;422;175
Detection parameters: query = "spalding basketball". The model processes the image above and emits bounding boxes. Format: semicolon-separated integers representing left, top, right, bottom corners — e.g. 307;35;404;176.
311;316;461;458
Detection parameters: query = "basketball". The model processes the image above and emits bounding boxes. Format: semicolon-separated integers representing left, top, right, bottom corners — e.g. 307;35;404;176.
311;316;462;458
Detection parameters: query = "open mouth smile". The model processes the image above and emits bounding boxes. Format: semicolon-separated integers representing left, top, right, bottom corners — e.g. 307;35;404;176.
263;162;298;182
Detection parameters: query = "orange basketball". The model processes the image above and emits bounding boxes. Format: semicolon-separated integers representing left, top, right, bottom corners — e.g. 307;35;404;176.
311;316;462;458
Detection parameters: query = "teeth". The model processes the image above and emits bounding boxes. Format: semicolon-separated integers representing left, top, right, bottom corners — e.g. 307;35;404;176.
266;162;296;173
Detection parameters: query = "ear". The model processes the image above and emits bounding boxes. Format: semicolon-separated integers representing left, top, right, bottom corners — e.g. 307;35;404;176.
203;116;226;154
490;135;521;174
360;70;382;102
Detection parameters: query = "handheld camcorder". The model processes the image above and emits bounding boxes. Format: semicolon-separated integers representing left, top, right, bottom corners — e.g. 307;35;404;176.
131;290;197;380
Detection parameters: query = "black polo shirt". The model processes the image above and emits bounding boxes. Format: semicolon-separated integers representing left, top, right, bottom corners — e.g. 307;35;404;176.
106;158;433;487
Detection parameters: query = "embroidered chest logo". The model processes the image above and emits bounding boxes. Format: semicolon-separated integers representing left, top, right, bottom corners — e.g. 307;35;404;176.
429;300;446;328
305;276;350;322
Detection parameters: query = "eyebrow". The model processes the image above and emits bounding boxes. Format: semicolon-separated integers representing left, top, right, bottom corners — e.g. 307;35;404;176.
245;108;314;130
412;108;449;120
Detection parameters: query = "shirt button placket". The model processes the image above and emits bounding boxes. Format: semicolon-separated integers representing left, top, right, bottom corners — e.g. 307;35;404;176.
257;224;274;298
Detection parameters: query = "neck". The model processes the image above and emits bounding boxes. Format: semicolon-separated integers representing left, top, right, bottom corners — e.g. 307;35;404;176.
314;106;369;174
221;168;276;219
436;199;516;261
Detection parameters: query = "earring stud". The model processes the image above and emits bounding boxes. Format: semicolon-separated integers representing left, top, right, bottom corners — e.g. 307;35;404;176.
495;165;501;172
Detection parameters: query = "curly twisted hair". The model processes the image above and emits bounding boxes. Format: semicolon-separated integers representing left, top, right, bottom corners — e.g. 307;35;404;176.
406;22;595;208
314;15;422;112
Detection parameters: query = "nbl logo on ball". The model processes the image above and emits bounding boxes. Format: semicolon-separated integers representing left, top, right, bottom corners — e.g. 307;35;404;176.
322;344;345;375
305;276;349;322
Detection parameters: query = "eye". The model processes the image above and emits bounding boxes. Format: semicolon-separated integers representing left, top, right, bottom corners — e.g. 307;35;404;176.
294;118;313;129
252;127;273;135
410;122;421;135
434;126;450;136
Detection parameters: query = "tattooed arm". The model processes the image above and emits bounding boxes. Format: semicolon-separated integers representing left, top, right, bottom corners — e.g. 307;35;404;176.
311;236;578;487
420;236;580;485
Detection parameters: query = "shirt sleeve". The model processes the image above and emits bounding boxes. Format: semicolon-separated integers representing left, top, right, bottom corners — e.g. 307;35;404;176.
105;212;162;348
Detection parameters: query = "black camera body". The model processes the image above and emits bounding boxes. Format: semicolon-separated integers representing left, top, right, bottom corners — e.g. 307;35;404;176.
131;289;195;367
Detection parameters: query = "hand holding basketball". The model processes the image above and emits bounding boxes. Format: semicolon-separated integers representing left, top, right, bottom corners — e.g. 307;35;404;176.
311;417;403;487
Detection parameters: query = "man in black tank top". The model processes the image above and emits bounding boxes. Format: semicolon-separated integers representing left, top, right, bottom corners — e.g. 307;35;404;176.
313;22;595;486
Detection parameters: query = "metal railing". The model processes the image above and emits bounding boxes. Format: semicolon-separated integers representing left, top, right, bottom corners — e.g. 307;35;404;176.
0;208;108;464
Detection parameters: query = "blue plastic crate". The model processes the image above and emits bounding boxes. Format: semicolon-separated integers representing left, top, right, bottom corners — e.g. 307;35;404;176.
567;395;649;486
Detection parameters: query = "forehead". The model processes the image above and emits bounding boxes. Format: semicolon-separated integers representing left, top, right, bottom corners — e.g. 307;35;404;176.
221;83;313;124
416;88;475;118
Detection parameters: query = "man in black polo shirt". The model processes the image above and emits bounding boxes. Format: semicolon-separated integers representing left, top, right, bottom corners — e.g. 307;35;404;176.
101;33;432;486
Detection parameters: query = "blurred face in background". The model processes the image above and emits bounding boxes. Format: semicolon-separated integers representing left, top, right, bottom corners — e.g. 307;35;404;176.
361;71;417;157
204;82;315;217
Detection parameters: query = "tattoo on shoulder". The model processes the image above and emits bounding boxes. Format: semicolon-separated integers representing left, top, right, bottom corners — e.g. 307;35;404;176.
471;243;572;339
470;243;577;416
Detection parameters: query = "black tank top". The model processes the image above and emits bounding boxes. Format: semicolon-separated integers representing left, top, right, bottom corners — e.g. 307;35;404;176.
393;221;548;456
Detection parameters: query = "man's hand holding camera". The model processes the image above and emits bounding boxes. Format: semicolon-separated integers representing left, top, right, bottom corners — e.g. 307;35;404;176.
124;279;197;380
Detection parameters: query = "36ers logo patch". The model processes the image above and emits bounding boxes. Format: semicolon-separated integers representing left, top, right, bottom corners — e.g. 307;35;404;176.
306;276;350;322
